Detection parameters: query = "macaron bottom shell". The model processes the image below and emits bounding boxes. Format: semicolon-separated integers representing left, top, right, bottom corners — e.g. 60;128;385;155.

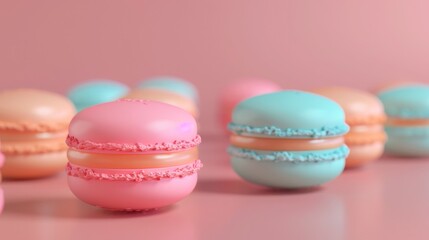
231;157;345;189
346;142;384;168
68;174;198;211
2;151;67;179
385;127;429;157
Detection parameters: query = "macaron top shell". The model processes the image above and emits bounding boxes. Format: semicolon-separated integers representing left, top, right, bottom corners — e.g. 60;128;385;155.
230;91;348;138
67;99;199;154
68;80;129;111
0;89;76;132
378;85;429;119
312;87;385;125
139;76;198;102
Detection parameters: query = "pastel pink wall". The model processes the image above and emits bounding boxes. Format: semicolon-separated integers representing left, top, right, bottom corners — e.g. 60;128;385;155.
1;1;428;134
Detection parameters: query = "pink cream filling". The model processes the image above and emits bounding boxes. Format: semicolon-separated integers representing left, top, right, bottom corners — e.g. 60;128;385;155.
66;135;202;153
66;160;202;182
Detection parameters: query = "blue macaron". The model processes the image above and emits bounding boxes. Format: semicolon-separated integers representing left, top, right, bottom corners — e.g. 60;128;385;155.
138;76;198;102
68;80;129;112
378;85;429;157
228;90;349;189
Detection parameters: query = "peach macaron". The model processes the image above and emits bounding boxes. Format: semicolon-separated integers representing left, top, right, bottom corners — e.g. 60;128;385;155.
123;88;198;118
312;87;387;168
66;99;202;210
0;89;76;179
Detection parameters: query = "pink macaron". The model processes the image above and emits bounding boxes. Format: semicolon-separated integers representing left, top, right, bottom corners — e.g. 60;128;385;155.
66;99;202;211
219;79;282;132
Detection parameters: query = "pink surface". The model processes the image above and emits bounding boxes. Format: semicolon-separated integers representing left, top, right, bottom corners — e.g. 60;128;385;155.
1;1;429;135
1;136;429;239
69;100;198;152
218;79;282;131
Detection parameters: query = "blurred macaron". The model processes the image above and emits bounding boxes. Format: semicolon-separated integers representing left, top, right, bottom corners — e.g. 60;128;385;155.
123;88;198;118
139;76;198;103
218;79;282;132
0;89;75;179
68;80;129;111
378;84;429;157
312;87;387;168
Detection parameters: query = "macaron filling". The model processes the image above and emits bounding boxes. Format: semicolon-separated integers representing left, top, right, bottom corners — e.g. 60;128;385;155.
230;134;344;151
228;123;349;138
0;131;67;141
1;131;68;154
386;118;429;126
67;160;202;182
68;148;199;169
345;126;387;145
0;121;70;132
344;115;386;126
228;145;349;163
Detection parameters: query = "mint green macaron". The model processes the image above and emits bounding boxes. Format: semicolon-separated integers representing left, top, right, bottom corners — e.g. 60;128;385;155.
228;90;349;189
378;85;429;157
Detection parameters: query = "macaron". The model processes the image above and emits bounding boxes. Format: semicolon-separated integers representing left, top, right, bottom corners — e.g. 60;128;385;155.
219;79;281;131
124;88;198;118
378;85;429;157
68;80;129;111
66;99;202;210
139;76;198;103
228;91;349;189
312;87;387;168
0;89;76;179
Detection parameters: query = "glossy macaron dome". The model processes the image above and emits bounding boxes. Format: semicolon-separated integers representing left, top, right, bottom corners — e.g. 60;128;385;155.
312;87;387;168
378;85;429;157
228;91;349;189
68;80;129;111
0;89;76;179
219;79;282;131
123;88;198;118
139;76;198;103
66;99;202;210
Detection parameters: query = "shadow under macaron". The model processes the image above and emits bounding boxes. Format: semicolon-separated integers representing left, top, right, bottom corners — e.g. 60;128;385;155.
195;178;322;196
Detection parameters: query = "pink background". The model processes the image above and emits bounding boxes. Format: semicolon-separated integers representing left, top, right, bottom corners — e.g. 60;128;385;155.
1;1;429;134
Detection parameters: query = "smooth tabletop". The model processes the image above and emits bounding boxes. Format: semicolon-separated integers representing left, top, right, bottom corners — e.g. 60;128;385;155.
1;135;429;240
